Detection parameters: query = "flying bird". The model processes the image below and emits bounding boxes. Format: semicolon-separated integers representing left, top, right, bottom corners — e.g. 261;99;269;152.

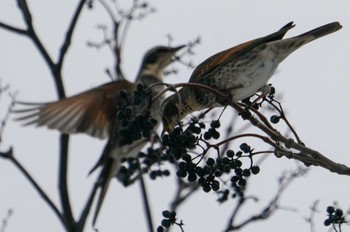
13;45;185;225
161;22;342;132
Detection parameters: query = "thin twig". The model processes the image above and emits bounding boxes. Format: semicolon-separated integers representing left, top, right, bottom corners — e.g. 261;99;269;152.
224;167;307;231
139;165;154;232
0;148;66;229
57;0;87;71
0;209;13;232
170;177;199;212
77;181;100;231
0;22;27;35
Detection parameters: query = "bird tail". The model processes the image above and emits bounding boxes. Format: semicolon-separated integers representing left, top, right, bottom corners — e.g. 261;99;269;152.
272;22;342;62
296;22;342;40
92;156;120;226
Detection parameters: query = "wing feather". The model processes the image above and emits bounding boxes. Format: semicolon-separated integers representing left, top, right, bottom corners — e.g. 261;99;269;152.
190;22;295;82
13;81;135;139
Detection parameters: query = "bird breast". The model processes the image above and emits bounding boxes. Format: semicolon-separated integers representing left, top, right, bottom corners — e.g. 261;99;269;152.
213;45;280;102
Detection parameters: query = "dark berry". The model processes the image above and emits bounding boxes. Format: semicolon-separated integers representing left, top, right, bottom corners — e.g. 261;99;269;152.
162;210;171;218
176;170;187;178
211;180;220;191
231;176;240;183
203;132;211;140
206;157;215;166
270;115;280;124
324;219;331;226
240;143;251;153
210;120;221;128
226;150;235;158
251;166;260;175
335;209;343;217
162;170;170;176
161;219;171;228
211;129;220;139
238;178;246;187
203;184;211;192
235;168;242;176
188;173;197;182
214;170;222;177
327;206;335;214
242;169;251;177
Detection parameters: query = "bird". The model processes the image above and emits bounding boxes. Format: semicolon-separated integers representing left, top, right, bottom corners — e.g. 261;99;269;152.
12;45;186;225
161;22;342;132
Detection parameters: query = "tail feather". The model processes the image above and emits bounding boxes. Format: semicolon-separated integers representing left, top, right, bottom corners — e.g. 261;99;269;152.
92;157;120;226
297;22;342;40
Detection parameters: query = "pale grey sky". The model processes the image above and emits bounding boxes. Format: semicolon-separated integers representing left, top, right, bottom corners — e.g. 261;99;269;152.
0;1;350;232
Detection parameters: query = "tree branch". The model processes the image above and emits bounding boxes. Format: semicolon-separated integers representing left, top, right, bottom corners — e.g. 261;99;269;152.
57;0;86;72
77;180;100;231
0;148;66;229
139;171;154;232
15;0;57;91
58;134;75;230
0;22;27;35
224;168;307;231
159;82;350;175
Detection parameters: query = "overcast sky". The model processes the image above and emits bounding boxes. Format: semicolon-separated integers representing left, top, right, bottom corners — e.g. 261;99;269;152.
0;1;350;232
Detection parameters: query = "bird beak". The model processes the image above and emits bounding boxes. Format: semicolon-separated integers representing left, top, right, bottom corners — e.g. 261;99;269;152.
169;45;186;63
172;44;186;52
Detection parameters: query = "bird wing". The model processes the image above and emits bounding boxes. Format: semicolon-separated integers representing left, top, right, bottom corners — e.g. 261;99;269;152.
190;22;295;82
13;80;135;139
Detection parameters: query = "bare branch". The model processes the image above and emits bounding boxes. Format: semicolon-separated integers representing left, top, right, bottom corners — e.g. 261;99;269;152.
224;167;307;231
0;209;13;232
170;177;200;212
77;180;100;231
139;170;154;232
304;200;320;232
57;0;87;71
0;148;66;229
0;22;27;35
0;88;14;143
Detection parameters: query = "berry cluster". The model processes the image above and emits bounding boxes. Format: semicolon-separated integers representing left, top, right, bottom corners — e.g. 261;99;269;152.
203;120;221;140
162;120;260;196
116;84;158;146
324;206;347;228
162;126;197;160
117;147;170;186
157;210;183;232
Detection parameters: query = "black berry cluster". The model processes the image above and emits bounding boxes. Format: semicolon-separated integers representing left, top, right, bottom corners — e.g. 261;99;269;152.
203;120;221;140
162;117;262;198
116;85;158;146
157;210;183;232
324;206;347;228
117;147;170;186
162;126;197;161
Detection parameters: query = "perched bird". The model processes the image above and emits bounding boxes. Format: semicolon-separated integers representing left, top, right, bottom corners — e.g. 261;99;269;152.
161;22;342;132
13;45;185;225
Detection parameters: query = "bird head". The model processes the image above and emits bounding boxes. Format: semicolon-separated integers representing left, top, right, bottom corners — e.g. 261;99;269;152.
137;45;186;80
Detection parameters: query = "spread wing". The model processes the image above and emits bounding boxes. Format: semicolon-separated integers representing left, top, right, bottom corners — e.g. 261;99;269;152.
190;22;295;82
13;81;135;139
